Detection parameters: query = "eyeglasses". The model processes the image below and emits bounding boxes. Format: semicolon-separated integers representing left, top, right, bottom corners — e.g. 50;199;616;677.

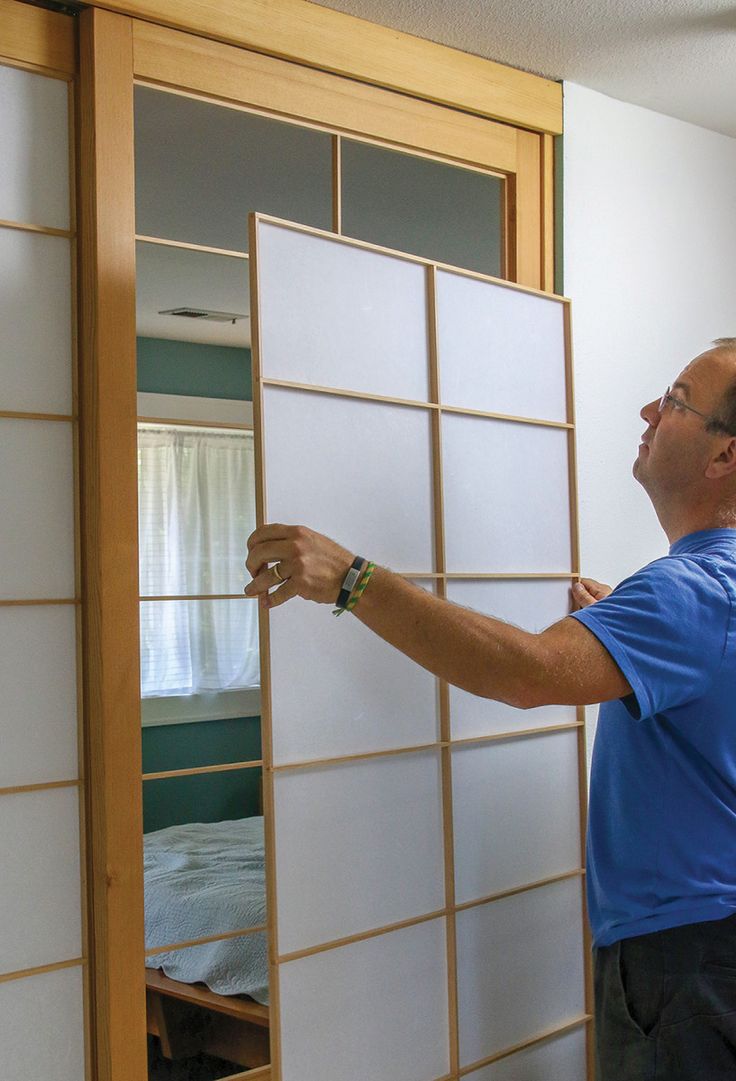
658;387;731;433
658;388;712;421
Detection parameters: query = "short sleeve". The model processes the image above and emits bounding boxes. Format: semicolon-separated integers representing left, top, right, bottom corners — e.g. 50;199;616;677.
570;557;731;719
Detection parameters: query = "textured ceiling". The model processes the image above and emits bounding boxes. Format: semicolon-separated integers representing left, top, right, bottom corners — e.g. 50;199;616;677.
309;0;736;138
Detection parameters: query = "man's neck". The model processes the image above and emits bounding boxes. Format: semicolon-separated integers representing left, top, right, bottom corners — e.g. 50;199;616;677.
658;504;736;546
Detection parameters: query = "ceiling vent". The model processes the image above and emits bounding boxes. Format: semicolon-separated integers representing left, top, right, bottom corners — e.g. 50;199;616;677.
159;307;248;324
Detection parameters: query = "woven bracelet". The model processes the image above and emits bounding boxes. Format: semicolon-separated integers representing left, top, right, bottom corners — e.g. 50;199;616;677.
343;561;376;614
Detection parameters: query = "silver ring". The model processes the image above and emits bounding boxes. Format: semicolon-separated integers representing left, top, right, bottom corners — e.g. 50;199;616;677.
273;562;286;583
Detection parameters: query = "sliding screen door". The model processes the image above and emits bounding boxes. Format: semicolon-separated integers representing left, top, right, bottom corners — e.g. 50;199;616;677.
251;215;588;1081
0;14;87;1081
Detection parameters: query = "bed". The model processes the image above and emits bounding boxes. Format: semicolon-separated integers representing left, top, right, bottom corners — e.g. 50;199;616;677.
144;815;270;1072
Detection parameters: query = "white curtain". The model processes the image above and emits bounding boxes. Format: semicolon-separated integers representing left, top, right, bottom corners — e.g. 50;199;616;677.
138;423;259;697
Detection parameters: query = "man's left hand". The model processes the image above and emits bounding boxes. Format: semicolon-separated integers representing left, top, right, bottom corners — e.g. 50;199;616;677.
244;523;355;609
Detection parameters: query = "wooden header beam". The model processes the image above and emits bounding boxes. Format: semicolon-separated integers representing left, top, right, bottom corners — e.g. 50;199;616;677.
0;0;76;76
86;0;562;134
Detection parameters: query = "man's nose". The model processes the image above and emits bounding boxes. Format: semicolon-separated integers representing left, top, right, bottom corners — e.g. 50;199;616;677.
640;398;660;426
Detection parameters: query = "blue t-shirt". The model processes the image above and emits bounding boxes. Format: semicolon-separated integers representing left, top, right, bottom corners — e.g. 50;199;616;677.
570;528;736;947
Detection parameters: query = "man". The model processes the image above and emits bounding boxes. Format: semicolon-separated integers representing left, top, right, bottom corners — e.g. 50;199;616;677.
246;339;736;1080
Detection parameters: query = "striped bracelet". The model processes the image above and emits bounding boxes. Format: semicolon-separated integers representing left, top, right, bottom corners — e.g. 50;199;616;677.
339;561;376;616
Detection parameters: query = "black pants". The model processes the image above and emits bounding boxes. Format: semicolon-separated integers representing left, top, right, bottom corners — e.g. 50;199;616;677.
595;913;736;1081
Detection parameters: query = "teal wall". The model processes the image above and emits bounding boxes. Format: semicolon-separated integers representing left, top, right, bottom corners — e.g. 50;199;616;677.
137;337;252;400
138;338;259;833
142;716;262;833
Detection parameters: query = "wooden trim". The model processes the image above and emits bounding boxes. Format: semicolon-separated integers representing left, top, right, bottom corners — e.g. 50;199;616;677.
143;760;263;781
0;409;74;423
138;417;253;431
249;211;283;1081
0;597;79;606
0;0;76;77
271;741;443;773
77;11;146;1081
140;593;254;602
261;379;572;429
454;868;585;914
135;232;248;259
218;1067;272;1081
91;0;562;132
145;925;267;958
0;778;81;798
563;302;596;1075
277;907;448;965
514;129;543;289
444;572;577;579
0;957;85;986
0;218;74;239
459;1015;592;1076
451;721;584;750
429;264;460;1078
542;133;556;292
131;22;520;172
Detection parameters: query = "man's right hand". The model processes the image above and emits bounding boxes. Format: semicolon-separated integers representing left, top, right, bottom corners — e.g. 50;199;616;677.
572;577;613;609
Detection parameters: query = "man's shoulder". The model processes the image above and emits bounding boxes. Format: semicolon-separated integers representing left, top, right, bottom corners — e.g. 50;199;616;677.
625;550;736;597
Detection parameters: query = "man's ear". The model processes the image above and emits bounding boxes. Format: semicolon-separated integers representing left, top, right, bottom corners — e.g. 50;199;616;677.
706;437;736;479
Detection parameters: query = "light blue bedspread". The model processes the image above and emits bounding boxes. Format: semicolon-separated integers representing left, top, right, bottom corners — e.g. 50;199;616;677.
143;816;269;1005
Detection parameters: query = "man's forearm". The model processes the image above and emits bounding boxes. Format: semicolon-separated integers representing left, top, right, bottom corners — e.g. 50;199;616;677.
353;567;544;708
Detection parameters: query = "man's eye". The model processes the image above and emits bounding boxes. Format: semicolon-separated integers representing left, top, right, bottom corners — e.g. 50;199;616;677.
671;397;685;410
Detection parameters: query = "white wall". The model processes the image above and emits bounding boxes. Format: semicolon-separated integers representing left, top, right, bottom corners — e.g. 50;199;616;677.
563;82;736;754
564;82;736;584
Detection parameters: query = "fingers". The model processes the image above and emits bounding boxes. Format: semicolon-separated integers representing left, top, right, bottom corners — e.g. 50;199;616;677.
246;523;299;552
245;560;292;599
581;577;613;600
571;581;596;609
264;578;299;610
245;539;295;578
571;578;613;610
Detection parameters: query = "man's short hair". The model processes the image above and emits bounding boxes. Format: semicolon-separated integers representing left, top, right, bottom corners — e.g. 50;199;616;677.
709;339;736;435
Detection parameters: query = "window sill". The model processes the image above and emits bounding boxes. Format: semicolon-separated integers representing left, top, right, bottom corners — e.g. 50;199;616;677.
140;687;261;727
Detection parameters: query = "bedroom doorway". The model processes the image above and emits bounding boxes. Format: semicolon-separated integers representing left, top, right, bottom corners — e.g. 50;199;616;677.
77;9;572;1080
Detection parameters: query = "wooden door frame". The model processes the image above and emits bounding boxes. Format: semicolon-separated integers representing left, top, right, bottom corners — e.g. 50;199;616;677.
82;0;562;135
75;7;564;1081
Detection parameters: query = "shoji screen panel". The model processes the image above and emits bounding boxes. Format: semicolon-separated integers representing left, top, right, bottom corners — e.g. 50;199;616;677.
251;215;589;1081
0;26;87;1081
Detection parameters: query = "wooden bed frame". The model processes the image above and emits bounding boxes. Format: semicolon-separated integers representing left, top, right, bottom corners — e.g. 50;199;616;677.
146;967;270;1076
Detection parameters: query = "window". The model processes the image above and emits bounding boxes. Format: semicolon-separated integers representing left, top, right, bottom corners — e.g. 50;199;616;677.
138;423;259;708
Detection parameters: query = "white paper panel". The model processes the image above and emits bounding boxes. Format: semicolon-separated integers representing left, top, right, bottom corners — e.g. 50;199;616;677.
257;221;430;401
274;751;445;953
447;579;577;738
270;590;438;765
437;270;568;422
0;606;78;788
263;386;434;572
0;966;85;1081
0;65;70;230
465;1026;587;1081
456;878;585;1067
0;788;82;974
0;419;75;600
279;918;450;1081
452;732;581;904
442;414;571;572
0;229;72;414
